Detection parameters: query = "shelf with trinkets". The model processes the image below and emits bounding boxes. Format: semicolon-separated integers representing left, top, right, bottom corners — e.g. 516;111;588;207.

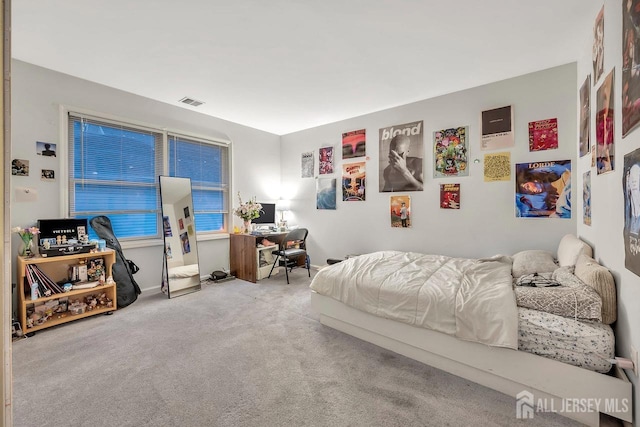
16;249;117;335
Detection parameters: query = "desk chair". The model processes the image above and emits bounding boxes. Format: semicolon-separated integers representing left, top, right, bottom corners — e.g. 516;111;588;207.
268;228;310;284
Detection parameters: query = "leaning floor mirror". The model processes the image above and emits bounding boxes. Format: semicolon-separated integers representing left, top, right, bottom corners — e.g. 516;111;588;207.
159;176;201;298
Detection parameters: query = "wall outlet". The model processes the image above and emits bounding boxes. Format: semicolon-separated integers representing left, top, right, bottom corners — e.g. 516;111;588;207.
631;346;638;377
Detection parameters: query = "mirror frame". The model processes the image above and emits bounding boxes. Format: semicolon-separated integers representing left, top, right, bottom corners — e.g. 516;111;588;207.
159;176;201;298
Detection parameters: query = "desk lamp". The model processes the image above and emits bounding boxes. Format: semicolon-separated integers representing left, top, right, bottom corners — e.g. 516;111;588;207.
276;199;290;231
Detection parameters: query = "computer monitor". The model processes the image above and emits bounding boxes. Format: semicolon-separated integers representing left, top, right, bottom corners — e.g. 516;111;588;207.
253;203;276;224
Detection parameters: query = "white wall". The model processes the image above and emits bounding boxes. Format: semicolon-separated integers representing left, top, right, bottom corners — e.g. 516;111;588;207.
575;2;640;421
10;60;281;297
281;64;577;266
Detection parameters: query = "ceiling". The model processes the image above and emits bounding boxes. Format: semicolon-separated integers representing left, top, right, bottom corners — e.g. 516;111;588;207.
13;1;601;136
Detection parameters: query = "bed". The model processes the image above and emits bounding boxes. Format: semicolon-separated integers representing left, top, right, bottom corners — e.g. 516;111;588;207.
309;235;632;426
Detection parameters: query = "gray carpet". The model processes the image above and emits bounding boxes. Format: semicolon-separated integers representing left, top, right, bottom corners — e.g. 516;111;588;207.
12;269;589;427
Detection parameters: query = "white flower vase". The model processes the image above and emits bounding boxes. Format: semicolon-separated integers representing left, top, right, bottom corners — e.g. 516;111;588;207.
19;236;34;257
243;220;251;234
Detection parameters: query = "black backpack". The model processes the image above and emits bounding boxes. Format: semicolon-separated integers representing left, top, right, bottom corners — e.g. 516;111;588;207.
89;216;141;308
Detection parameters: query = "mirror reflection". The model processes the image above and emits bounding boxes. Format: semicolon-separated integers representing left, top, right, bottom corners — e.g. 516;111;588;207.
159;176;201;298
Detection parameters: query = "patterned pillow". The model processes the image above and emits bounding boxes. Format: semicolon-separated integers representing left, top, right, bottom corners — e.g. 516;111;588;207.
514;268;602;322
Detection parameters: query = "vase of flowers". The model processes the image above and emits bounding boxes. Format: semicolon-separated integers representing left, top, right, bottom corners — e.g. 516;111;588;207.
12;226;40;257
233;192;263;233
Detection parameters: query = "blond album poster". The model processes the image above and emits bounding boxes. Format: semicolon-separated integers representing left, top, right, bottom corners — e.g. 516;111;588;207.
342;162;365;201
379;120;424;192
528;118;558;152
390;195;411;228
433;127;468;178
319;146;334;175
623;147;640;276
342;129;366;159
316;178;336;210
596;69;615;174
301;152;314;178
584;171;592;226
483;152;511;182
515;160;571;219
579;75;591;157
480;105;514;151
622;0;640;137
593;6;604;85
440;184;460;209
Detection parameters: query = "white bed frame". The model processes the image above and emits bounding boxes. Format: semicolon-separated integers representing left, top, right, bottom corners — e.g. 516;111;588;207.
311;292;633;426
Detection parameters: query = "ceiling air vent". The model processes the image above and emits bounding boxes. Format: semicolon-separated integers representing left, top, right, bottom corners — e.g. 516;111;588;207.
179;97;205;107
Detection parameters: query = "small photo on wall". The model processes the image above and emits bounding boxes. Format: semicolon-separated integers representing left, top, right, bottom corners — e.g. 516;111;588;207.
528;118;558;152
433;127;468;178
342;129;366;159
11;159;29;176
179;218;184;230
183;206;190;219
187;224;194;236
41;169;55;181
583;171;591;226
180;232;191;254
165;243;173;260
390;195;411;228
515;160;571;219
440;184;460;209
319;146;334;175
36;141;57;157
596;69;615;174
316;178;336;210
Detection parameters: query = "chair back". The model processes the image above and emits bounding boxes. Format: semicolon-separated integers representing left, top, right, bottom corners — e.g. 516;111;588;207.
284;228;308;248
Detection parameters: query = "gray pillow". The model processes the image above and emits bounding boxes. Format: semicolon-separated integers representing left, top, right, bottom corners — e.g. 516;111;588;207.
512;250;558;278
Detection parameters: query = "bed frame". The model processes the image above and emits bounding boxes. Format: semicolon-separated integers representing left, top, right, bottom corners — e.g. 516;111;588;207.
311;292;633;426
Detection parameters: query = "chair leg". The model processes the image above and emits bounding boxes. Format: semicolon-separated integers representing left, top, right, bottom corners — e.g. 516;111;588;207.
283;255;290;284
268;254;279;278
306;254;311;277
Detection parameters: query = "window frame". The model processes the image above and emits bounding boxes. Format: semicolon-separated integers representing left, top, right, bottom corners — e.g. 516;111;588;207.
61;106;232;247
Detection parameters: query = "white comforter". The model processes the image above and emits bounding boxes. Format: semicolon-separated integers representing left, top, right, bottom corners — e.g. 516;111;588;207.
310;251;518;349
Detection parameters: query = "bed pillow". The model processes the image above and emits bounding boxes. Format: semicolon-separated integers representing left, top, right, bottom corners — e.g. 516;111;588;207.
514;281;602;322
511;250;558;278
574;254;616;324
557;234;593;267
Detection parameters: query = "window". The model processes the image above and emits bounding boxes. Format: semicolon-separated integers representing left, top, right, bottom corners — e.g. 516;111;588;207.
68;113;230;241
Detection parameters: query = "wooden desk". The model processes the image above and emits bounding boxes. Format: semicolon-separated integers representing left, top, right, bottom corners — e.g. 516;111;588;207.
229;232;287;283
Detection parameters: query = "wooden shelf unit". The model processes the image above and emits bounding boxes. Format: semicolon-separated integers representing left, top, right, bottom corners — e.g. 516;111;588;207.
16;250;117;334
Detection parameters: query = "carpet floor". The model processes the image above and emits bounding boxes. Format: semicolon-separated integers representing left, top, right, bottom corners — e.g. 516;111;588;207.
12;269;595;426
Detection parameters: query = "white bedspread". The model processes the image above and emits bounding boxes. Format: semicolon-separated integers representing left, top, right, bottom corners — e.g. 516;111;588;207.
310;251;518;349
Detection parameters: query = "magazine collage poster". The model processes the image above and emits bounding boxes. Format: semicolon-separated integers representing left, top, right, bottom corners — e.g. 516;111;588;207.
390;195;411;228
319;146;334;175
528;118;558;151
342;129;366;159
593;6;604;84
433;127;468;178
579;75;591;157
583;171;592;226
622;0;640;136
515;160;571;219
623;147;640;277
596;69;615;174
483;152;511;182
342;162;366;201
480;105;514;151
378;120;424;192
316;178;336;210
301;152;314;178
440;184;460;209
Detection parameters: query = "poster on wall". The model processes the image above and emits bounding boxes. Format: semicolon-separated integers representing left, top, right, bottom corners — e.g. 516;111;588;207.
342;161;366;201
624;147;640;277
11;159;29;176
480;105;514;151
316;178;336;210
583;171;591;226
390;195;411;228
483;152;511;182
319;146;334;175
433;127;468;178
440;184;460;209
593;6;604;85
596;69;615;174
301;152;314;178
180;232;191;254
36;141;57;157
622;0;640;137
378;120;424;192
165;243;173;260
342;129;366;159
163;216;173;237
528;118;558;152
515;160;571;219
41;169;55;181
579;75;591;157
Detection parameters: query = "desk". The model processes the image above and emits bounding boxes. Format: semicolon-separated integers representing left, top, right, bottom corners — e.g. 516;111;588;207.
230;232;298;283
